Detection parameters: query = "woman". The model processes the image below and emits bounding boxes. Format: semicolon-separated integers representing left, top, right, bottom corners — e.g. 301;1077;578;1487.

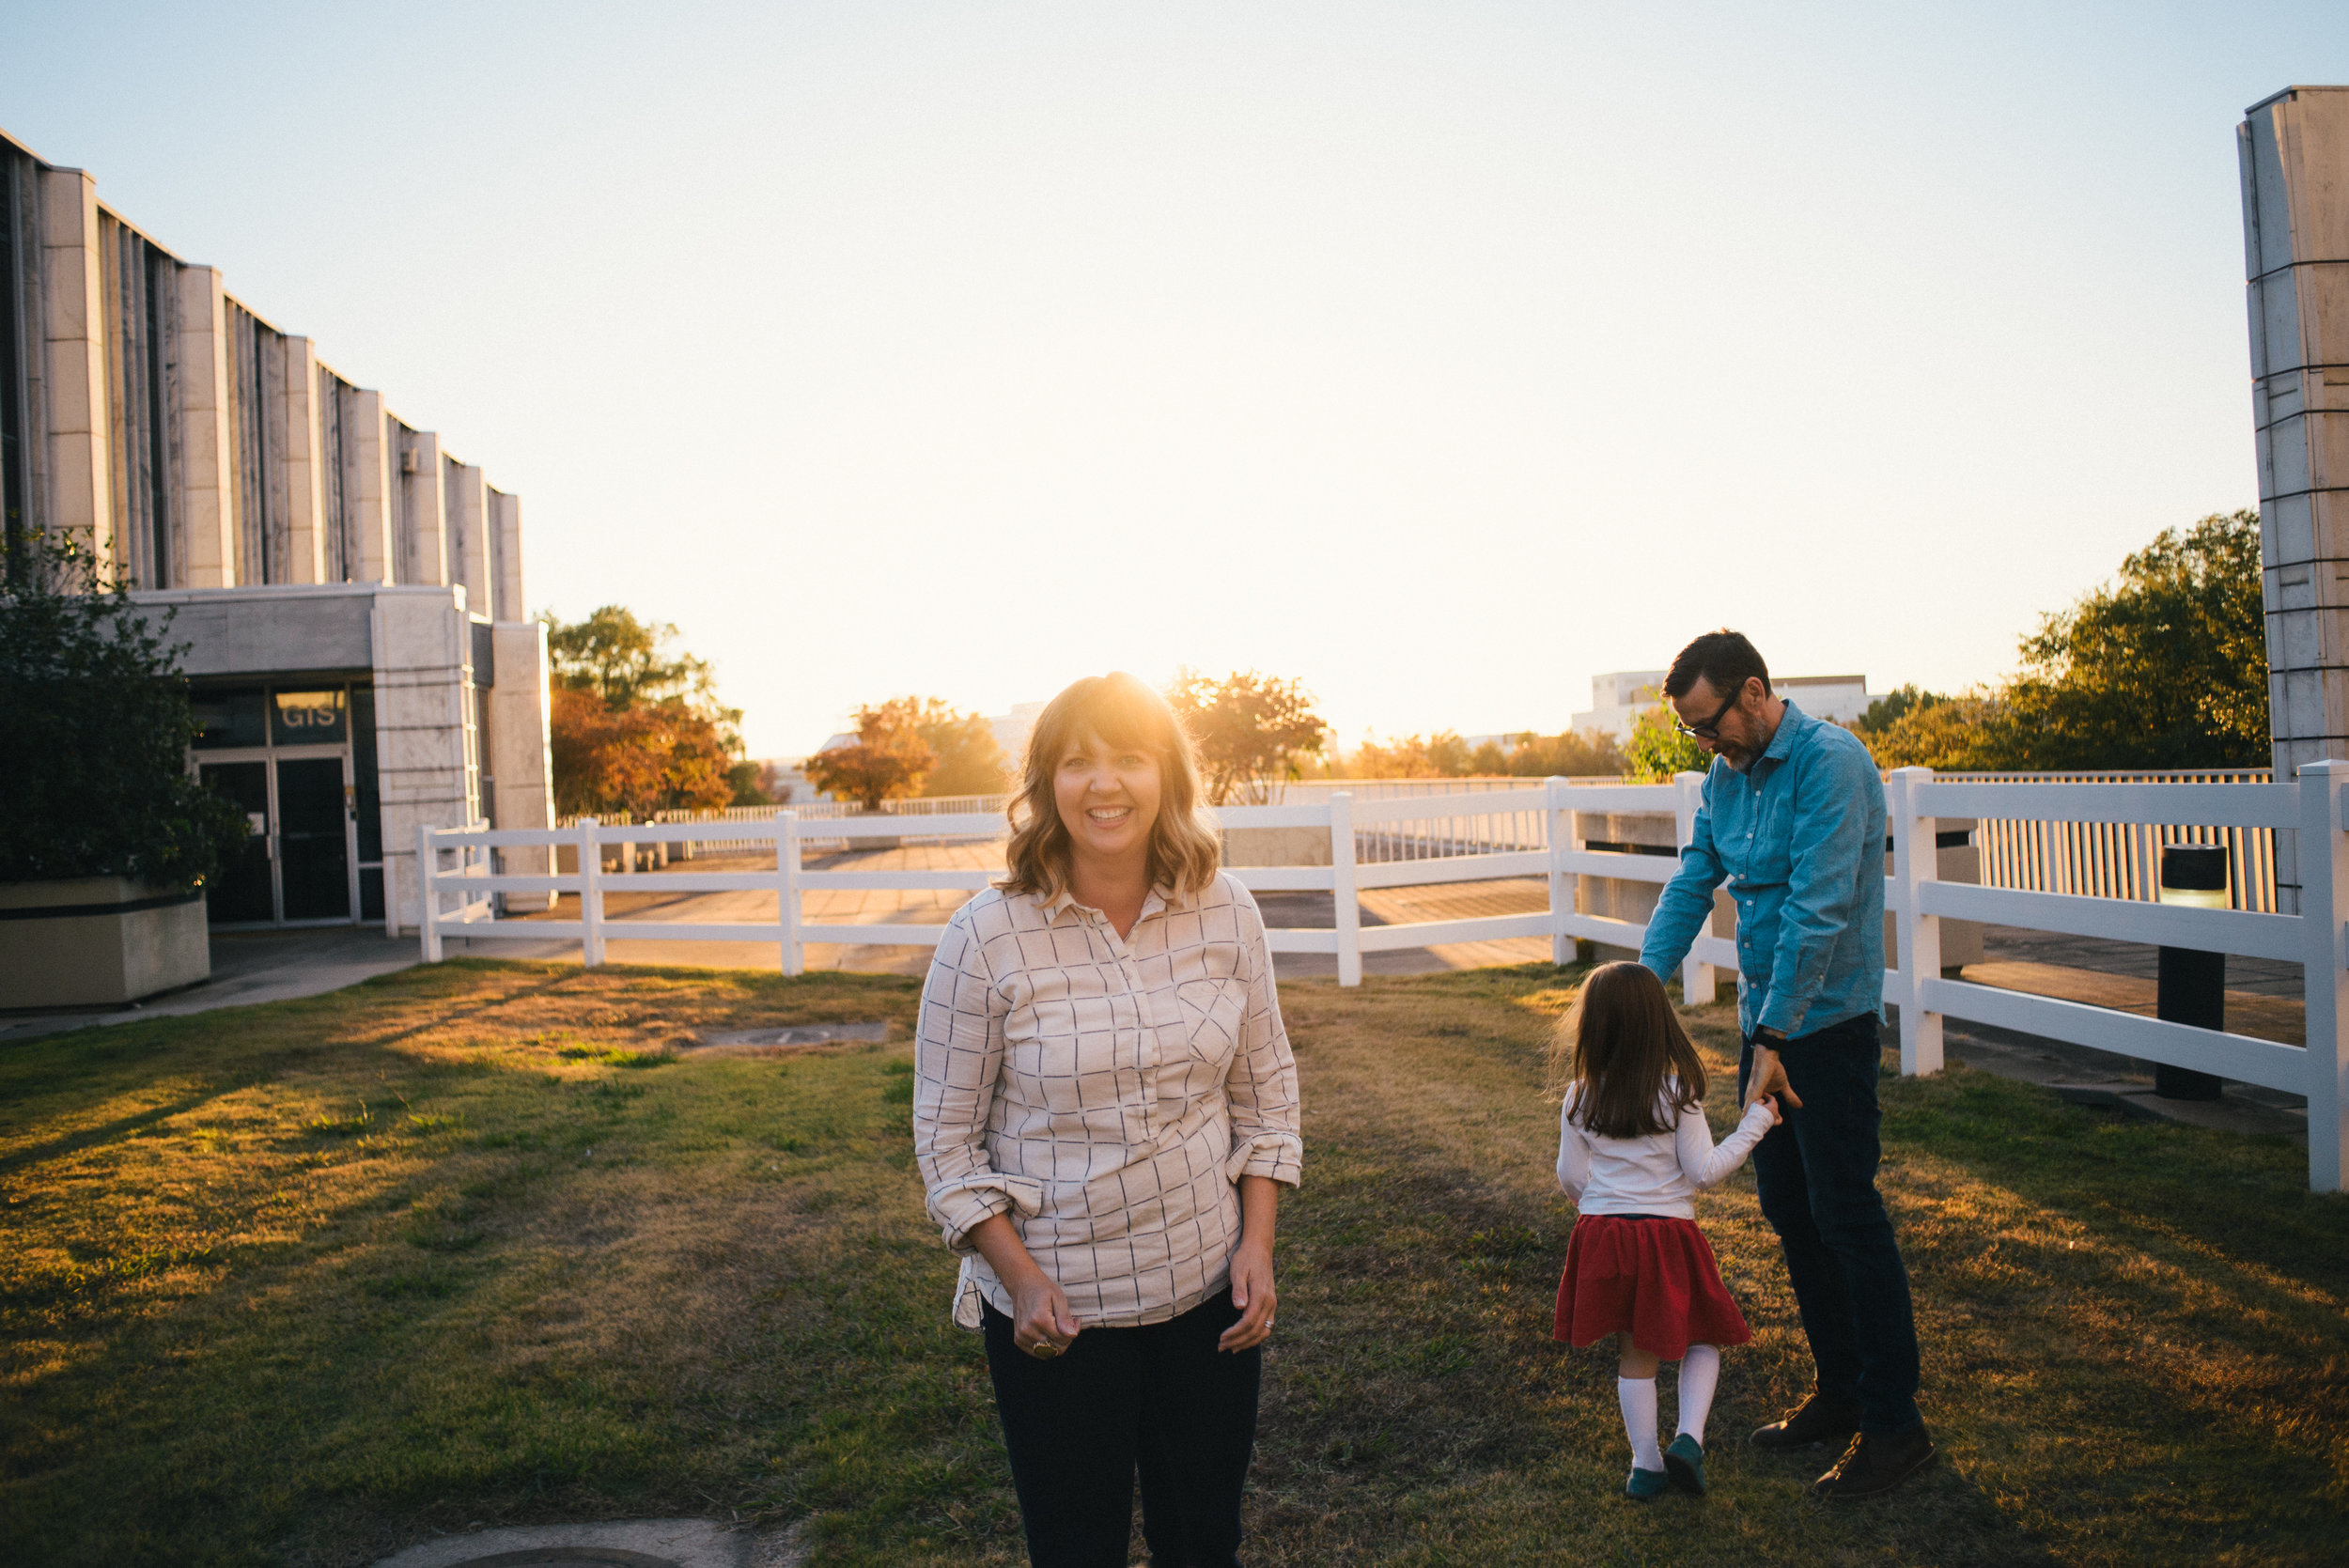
913;672;1303;1568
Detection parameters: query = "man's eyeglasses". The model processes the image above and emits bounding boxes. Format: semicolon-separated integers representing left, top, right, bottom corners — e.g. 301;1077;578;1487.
1674;686;1742;741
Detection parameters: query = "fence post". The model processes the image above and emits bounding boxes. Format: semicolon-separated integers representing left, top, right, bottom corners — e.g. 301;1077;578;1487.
777;809;804;977
1672;771;1713;1006
1547;776;1573;967
2297;761;2349;1192
1888;767;1944;1075
580;816;605;967
417;825;442;962
1331;791;1361;987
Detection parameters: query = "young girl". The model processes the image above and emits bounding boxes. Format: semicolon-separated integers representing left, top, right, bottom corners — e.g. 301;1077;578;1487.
1553;962;1780;1500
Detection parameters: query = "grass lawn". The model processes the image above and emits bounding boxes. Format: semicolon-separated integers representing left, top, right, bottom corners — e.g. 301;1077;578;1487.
4;957;2346;1566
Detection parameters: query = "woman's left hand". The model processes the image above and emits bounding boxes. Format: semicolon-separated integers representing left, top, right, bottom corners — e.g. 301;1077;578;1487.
1219;1237;1277;1352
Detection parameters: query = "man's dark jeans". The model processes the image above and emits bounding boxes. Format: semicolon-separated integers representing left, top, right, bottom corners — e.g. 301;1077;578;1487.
1739;1010;1923;1434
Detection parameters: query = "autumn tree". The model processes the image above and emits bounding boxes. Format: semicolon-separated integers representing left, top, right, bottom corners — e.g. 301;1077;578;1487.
1167;670;1330;805
1346;731;1474;779
804;698;938;811
541;605;747;819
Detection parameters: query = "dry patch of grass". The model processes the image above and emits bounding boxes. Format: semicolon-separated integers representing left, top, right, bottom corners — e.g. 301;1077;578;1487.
3;958;2345;1565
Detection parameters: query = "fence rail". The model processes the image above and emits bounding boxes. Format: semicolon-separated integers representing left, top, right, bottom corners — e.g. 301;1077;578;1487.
429;767;2349;1193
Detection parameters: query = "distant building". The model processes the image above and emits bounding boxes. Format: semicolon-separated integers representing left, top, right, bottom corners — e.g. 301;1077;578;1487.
1570;670;1871;740
0;127;552;936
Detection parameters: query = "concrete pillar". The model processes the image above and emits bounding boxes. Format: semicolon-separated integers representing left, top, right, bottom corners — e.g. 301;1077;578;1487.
2242;85;2349;910
490;618;556;901
39;166;111;571
369;584;476;935
173;265;238;586
337;386;395;583
445;458;492;618
278;334;327;582
396;426;446;585
489;487;524;623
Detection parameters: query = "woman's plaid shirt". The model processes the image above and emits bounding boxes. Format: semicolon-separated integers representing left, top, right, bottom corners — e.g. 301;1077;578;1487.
913;872;1304;1329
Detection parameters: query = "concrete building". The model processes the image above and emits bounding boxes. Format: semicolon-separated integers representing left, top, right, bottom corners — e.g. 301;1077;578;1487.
1569;669;1871;741
2242;86;2349;911
0;127;552;934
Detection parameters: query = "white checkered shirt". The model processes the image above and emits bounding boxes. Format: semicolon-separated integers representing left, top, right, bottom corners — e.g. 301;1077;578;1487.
914;871;1304;1330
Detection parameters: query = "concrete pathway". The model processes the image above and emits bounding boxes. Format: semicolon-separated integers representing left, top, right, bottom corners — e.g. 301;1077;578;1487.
0;925;419;1046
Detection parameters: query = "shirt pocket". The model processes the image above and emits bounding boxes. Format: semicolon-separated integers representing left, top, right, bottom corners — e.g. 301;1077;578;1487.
1173;977;1247;1069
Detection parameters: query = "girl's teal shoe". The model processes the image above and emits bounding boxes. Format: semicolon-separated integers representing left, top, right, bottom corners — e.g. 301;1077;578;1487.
1625;1465;1671;1500
1664;1433;1707;1495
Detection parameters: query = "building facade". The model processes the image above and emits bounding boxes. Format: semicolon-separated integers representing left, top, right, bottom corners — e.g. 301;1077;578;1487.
1568;669;1871;740
1;127;552;934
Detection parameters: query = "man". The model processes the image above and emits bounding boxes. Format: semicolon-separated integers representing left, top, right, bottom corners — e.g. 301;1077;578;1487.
1637;629;1935;1500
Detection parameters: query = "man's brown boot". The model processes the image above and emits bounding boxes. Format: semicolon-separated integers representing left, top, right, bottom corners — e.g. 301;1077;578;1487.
1749;1392;1863;1452
1809;1426;1937;1499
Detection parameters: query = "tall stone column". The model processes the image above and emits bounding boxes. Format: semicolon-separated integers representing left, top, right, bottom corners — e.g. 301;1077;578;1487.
172;265;238;586
444;458;492;617
2242;85;2349;911
395;425;446;584
369;583;477;936
341;386;396;582
489;617;556;903
489;487;523;623
278;334;328;582
39;166;111;571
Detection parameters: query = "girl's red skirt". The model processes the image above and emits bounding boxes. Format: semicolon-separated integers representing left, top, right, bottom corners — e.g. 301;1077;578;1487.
1553;1214;1750;1358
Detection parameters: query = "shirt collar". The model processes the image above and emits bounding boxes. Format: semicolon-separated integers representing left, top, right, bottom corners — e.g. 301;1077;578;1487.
1757;698;1807;767
1039;880;1180;924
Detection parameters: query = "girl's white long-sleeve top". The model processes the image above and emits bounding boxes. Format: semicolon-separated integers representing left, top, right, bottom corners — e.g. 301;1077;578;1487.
1556;1081;1776;1219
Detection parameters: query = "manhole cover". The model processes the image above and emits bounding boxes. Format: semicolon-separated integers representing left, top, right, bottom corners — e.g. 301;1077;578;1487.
445;1553;678;1567
692;1021;890;1053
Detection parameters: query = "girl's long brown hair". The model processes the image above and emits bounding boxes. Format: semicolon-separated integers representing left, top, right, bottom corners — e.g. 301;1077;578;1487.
1000;673;1222;905
1554;961;1707;1139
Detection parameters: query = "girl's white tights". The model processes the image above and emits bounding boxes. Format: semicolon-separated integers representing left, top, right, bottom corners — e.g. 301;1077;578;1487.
1617;1344;1723;1468
1677;1343;1721;1443
1616;1377;1662;1470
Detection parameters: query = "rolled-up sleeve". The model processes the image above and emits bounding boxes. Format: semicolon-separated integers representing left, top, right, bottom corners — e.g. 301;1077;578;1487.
913;907;1042;1250
1221;896;1304;1187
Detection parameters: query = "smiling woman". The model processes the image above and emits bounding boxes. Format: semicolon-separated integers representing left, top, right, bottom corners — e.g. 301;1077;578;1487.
912;673;1302;1568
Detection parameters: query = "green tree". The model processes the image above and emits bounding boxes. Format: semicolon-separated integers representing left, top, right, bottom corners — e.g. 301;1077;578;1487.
0;533;247;888
1994;510;2267;769
1168;670;1330;805
804;698;938;811
1861;691;2008;770
1624;703;1708;782
1854;684;1943;737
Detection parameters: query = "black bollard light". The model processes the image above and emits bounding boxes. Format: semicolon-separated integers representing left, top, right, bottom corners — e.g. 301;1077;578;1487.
2155;844;2228;1102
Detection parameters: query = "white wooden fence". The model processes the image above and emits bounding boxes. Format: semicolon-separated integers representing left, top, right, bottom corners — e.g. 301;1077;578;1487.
424;768;2349;1192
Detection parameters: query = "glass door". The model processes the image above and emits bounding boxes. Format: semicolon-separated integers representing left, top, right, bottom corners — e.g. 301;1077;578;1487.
276;756;352;921
199;760;274;923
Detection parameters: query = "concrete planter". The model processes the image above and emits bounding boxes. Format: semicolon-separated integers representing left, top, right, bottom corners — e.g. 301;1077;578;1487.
0;877;210;1007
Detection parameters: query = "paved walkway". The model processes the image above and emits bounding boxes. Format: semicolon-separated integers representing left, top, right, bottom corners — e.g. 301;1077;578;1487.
0;925;419;1046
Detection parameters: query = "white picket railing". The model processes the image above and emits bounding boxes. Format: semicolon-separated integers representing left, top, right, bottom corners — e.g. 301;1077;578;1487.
422;767;2349;1192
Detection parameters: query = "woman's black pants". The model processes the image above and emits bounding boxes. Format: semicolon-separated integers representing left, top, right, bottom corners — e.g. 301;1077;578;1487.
982;1292;1261;1568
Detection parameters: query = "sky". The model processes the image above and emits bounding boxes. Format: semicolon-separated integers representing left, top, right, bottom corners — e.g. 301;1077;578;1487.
5;1;2343;756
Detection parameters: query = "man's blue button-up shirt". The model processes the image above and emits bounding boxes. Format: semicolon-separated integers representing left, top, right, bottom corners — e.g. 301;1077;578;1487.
1638;701;1886;1039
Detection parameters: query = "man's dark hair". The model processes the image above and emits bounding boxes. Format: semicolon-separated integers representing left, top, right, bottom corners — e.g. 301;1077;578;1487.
1664;629;1771;702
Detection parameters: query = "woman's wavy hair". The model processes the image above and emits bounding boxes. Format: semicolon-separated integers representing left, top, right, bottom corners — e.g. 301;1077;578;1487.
1000;673;1222;904
1551;961;1707;1139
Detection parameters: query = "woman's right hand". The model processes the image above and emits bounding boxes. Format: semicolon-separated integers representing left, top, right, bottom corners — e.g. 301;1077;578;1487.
1010;1271;1081;1358
970;1213;1081;1358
